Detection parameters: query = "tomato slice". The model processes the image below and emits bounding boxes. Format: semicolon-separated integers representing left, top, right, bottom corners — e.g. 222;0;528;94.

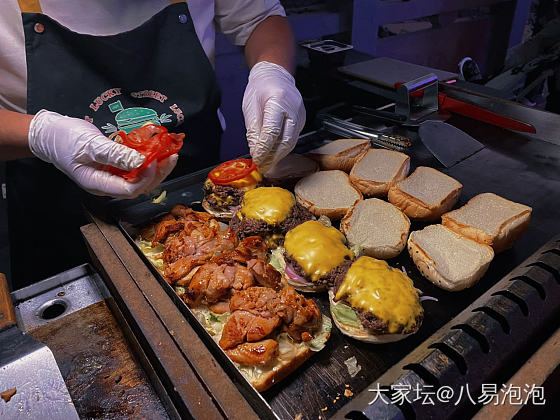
208;158;258;185
107;124;185;181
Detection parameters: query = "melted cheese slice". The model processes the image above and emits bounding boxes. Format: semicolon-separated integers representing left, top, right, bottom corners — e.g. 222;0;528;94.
284;220;353;282
227;169;262;188
335;257;422;334
239;187;294;224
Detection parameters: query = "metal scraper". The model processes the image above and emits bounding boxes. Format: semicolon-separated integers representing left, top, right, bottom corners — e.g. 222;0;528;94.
418;120;484;168
0;274;79;420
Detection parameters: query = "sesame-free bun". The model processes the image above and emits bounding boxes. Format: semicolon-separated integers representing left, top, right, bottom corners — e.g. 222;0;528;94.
408;224;494;291
350;149;410;196
306;139;370;172
341;199;410;259
295;170;362;220
388;166;462;221
441;193;532;253
328;292;415;343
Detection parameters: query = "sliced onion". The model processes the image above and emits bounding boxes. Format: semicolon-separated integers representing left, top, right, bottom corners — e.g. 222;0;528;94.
285;264;308;283
420;296;438;302
277;334;297;362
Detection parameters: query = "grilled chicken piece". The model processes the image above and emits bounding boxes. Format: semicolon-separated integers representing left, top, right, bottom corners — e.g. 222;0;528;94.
152;219;184;246
209;300;230;314
267;286;322;341
182;263;216;305
232;265;256;291
225;339;279;366
206;265;236;303
219;310;281;349
229;287;278;317
246;259;282;290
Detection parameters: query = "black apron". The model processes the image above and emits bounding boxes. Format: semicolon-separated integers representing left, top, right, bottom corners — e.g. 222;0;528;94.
7;0;222;288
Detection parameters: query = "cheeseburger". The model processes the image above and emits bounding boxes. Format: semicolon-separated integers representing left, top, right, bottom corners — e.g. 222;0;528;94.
229;187;313;247
203;158;262;219
281;220;354;292
330;256;423;343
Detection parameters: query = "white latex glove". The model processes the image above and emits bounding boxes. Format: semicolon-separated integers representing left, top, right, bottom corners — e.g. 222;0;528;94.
242;61;306;172
28;110;177;198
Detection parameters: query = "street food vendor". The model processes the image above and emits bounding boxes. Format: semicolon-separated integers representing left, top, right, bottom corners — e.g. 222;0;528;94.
0;0;306;287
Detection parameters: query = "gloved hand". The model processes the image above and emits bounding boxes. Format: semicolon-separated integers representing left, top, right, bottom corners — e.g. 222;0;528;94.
242;61;306;171
28;110;177;198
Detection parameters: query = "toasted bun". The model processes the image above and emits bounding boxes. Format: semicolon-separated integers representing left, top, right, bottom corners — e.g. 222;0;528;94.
228;315;331;391
408;225;494;291
328;291;414;343
201;197;235;221
250;344;315;391
388;166;462;221
349;149;410;196
341;199;410;259
306;139;370;172
441;193;532;253
263;154;319;186
295;170;363;220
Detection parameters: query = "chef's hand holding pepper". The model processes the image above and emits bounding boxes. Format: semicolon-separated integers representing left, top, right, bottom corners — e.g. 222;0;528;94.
28;110;177;198
242;61;305;172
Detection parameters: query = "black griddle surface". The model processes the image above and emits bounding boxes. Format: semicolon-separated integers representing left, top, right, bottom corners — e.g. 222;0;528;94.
112;112;560;420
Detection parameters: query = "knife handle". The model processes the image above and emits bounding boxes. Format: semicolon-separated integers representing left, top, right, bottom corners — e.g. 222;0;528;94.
0;273;16;331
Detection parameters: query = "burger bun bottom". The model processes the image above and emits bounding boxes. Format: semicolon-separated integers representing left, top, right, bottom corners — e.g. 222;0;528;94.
328;291;417;343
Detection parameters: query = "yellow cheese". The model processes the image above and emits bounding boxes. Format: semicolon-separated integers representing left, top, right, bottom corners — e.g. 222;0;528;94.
227;169;262;188
284;220;353;282
239;187;295;224
335;256;422;334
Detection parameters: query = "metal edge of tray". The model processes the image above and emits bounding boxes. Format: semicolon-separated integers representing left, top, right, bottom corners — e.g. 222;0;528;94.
81;216;263;420
333;234;560;420
118;217;279;420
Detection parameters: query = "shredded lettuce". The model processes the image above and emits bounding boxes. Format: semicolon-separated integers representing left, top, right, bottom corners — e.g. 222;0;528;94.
305;315;332;352
350;243;363;258
331;300;362;329
269;246;286;274
317;215;332;227
192;307;230;337
152;190;167;204
137;238;165;271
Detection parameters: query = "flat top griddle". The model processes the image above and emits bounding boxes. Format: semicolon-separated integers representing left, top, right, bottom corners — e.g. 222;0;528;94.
111;110;560;420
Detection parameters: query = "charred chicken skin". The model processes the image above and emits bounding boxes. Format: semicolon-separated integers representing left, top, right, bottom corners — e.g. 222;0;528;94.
219;286;322;363
225;339;279;366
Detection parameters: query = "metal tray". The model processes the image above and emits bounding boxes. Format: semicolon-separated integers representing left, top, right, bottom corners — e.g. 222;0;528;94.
112;120;560;419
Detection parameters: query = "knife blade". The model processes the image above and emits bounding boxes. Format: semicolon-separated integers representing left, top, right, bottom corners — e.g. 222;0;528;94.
438;93;537;133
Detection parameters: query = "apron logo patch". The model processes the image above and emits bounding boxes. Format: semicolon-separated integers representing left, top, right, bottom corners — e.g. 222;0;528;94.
84;88;185;133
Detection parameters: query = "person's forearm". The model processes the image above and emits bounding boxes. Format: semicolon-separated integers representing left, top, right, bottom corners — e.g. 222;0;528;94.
245;15;296;74
0;110;34;160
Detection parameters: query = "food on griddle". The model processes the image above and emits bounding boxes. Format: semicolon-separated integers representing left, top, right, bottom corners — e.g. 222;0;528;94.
176;236;282;310
295;170;362;220
388;166;463;221
349;149;410;197
441;192;532;253
329;256;423;343
306;139;370;172
202;158;262;220
341;198;410;259
219;286;329;391
408;224;494;291
138;207;331;391
140;205;237;284
108;124;184;181
277;220;354;293
229;186;313;248
262;153;319;187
